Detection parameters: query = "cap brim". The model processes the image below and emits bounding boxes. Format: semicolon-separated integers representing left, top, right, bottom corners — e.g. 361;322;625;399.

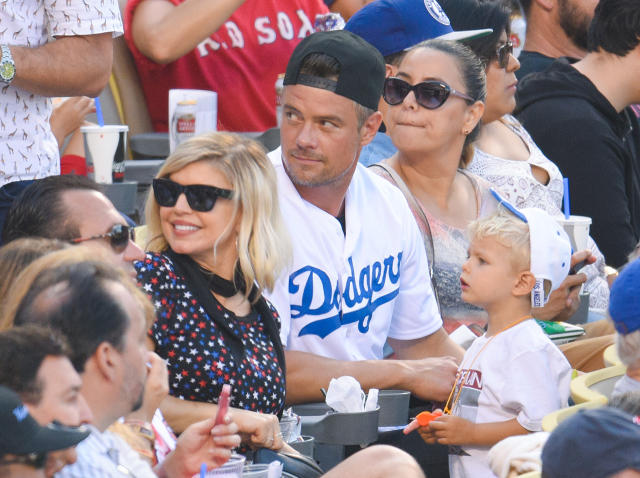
15;423;90;455
437;28;493;42
490;188;528;223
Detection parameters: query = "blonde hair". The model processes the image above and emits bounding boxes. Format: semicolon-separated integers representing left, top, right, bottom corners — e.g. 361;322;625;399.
145;132;290;299
0;247;154;331
0;238;69;308
467;207;530;270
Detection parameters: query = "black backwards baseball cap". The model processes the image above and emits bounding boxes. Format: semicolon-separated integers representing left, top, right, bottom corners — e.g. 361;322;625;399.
541;407;640;478
283;30;385;111
0;385;90;456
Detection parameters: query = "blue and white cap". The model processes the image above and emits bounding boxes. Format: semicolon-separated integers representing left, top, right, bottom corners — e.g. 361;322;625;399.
490;189;572;307
344;0;492;57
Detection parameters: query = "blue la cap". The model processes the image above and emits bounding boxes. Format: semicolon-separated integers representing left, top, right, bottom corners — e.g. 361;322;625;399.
609;258;640;334
344;0;492;57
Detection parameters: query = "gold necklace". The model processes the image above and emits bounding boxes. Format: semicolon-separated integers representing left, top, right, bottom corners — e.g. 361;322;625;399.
443;315;533;415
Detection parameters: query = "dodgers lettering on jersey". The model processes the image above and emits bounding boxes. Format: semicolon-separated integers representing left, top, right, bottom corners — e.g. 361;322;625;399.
289;253;402;339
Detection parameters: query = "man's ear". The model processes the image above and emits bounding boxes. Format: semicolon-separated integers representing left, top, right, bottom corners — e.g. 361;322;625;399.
92;342;120;383
513;271;536;297
359;111;383;147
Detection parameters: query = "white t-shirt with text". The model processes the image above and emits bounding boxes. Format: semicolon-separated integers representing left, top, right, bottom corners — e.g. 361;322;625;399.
448;319;571;478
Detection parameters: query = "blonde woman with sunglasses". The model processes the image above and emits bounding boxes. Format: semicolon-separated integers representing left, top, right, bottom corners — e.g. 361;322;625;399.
137;132;292;451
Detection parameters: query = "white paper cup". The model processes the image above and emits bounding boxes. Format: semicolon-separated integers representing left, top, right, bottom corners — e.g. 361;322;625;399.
555;215;592;251
81;125;128;184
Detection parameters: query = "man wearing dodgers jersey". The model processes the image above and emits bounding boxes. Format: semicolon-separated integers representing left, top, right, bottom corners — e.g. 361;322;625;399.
266;30;463;406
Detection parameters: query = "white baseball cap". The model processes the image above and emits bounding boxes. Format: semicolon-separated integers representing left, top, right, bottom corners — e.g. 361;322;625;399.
490;189;572;307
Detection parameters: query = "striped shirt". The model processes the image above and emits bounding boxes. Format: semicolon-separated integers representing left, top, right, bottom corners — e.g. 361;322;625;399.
55;426;156;478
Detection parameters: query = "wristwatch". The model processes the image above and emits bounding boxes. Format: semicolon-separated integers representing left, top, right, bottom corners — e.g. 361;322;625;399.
0;45;15;84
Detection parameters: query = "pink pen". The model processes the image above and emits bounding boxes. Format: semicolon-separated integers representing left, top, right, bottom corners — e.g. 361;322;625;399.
214;384;231;427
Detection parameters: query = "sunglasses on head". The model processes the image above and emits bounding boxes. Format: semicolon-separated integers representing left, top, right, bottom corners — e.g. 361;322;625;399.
383;77;475;110
496;41;514;69
153;178;233;212
71;223;135;254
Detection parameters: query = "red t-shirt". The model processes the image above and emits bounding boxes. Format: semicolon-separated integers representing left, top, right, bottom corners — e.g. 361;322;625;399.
125;0;328;133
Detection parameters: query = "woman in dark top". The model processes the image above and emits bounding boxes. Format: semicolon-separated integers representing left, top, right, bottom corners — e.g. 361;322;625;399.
136;132;291;450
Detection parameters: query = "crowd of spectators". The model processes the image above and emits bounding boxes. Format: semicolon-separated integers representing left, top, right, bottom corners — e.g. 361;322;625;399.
1;0;640;477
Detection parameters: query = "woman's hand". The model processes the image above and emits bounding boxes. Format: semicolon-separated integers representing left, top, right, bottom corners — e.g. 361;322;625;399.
49;96;95;147
127;352;169;423
230;408;284;450
532;249;595;321
158;413;241;478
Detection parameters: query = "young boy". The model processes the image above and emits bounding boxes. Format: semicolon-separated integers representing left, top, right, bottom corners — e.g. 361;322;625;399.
405;195;573;477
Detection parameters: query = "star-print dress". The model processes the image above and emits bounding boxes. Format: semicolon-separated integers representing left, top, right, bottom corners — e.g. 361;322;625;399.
136;252;286;415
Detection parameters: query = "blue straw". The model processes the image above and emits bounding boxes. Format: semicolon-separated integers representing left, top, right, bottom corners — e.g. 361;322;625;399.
94;96;104;127
563;177;570;219
200;463;207;478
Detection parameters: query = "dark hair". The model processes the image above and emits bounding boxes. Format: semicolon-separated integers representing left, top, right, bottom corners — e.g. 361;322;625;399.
0;326;70;404
411;39;486;166
384;51;406;67
2;175;102;244
587;0;640;56
295;52;375;129
13;261;130;372
518;0;531;16
440;0;512;66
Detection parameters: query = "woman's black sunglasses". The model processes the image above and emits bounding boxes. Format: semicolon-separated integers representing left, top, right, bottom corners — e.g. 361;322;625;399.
153;178;233;212
496;41;514;69
383;77;475;110
71;223;135;254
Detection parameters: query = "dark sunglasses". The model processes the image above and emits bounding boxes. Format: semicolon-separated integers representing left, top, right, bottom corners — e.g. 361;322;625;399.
153;178;233;212
71;223;135;254
0;451;48;468
383;77;474;110
496;41;514;69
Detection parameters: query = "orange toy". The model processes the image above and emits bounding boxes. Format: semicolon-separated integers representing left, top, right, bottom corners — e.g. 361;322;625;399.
416;410;442;427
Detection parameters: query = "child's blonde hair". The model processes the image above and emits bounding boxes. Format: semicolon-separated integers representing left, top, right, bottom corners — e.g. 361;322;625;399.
467;208;530;270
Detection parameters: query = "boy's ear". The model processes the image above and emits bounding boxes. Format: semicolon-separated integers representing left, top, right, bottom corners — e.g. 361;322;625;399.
513;271;536;297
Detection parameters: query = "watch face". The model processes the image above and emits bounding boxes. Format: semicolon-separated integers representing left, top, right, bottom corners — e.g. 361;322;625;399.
0;61;15;81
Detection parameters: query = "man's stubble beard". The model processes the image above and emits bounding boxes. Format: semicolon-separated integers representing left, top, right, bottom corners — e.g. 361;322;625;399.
558;0;592;52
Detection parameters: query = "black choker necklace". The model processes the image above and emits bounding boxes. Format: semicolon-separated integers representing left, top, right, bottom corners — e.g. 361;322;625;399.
201;264;257;301
201;267;242;298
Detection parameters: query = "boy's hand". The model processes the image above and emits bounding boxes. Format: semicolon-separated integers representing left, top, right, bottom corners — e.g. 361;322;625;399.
426;414;475;446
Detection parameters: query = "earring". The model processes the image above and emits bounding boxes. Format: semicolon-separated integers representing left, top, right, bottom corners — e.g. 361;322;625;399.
463;129;471;135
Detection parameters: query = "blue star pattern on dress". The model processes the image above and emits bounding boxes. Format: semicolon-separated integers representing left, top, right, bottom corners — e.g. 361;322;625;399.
136;253;286;415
